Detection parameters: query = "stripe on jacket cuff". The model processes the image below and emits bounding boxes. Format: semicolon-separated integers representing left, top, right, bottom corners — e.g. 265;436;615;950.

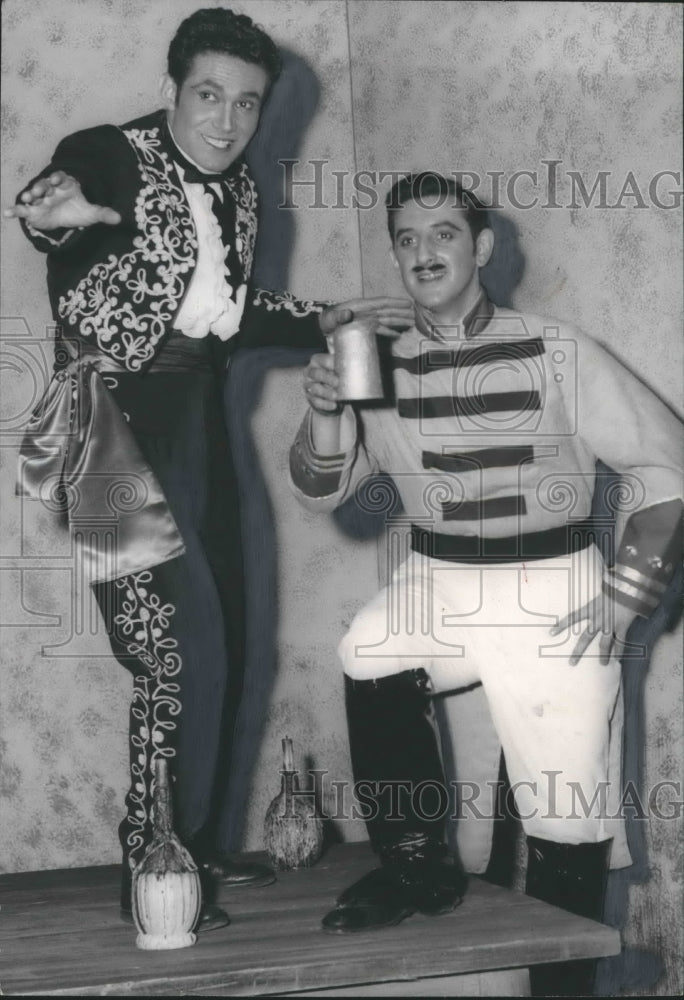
602;576;659;617
289;410;346;498
611;563;667;596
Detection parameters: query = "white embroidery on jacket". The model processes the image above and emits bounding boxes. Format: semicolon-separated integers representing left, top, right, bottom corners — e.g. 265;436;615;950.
57;126;198;372
231;164;258;280
252;287;323;316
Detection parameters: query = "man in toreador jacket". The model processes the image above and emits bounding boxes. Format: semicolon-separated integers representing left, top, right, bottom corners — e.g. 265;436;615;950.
6;7;412;933
289;171;681;995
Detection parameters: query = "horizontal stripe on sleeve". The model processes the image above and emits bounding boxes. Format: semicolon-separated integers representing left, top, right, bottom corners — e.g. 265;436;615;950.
289;412;346;498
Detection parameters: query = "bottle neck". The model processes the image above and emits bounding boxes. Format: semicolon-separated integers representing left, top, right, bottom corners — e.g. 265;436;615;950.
282;770;299;795
153;759;173;836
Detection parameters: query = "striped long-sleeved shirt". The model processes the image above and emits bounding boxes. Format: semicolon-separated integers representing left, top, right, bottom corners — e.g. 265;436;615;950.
290;298;682;618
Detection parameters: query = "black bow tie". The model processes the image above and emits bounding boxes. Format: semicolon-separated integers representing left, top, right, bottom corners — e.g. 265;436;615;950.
165;128;235;186
179;161;231;187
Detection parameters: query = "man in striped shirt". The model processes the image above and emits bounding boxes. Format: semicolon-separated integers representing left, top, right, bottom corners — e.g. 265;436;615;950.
289;173;680;994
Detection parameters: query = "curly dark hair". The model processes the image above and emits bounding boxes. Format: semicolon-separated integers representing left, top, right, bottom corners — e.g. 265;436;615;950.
386;172;490;242
167;7;281;87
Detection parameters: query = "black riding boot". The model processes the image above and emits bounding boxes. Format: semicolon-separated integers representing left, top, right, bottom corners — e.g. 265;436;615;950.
322;670;466;933
526;836;612;996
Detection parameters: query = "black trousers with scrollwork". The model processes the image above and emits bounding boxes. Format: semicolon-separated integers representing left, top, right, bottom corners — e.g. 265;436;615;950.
93;362;245;868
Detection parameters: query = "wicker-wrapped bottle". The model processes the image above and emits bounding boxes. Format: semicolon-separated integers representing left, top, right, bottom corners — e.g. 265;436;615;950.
132;757;201;950
264;738;324;871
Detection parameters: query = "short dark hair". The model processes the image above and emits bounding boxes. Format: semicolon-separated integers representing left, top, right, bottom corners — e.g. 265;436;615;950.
386;172;490;242
167;7;281;88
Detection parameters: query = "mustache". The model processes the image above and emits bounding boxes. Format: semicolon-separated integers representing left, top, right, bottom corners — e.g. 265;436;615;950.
412;263;446;274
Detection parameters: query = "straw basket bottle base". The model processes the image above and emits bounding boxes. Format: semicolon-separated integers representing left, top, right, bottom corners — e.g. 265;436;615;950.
136;930;197;950
132;870;202;950
129;759;202;951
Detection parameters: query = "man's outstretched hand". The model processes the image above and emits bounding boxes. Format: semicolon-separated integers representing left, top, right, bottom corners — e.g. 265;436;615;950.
4;171;121;231
319;297;413;338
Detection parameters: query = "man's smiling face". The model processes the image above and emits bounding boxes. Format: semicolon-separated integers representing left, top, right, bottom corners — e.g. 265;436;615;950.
162;51;268;173
390;198;492;324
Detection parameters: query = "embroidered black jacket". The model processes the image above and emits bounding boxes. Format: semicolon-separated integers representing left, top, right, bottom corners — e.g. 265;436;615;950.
20;110;325;372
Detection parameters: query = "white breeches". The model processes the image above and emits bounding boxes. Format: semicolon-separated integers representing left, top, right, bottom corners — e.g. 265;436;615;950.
338;544;624;846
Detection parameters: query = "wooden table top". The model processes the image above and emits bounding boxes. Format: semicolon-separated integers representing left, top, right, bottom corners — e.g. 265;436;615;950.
0;842;620;996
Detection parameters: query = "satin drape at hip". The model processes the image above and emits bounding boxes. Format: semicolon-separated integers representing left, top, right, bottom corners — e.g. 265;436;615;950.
16;338;194;583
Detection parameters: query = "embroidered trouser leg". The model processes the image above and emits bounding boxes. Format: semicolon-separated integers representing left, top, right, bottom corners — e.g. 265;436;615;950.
94;543;233;865
93;368;245;866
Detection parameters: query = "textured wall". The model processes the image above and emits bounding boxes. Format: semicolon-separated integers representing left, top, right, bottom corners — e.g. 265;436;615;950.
0;0;365;871
1;1;682;993
346;2;682;995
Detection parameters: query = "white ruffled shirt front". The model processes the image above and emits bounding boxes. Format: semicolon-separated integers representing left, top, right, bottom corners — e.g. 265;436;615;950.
171;137;247;342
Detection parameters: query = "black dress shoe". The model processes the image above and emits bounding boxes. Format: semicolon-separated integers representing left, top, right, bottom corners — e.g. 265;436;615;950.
197;851;276;888
322;867;416;933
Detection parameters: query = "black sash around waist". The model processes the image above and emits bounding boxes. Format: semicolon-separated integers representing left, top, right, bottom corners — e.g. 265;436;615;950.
410;518;596;564
53;333;215;376
146;332;215;373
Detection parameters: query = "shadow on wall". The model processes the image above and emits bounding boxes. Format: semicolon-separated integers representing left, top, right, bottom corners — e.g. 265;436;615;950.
223;347;318;850
246;49;320;291
247;51;528;311
480;210;526;309
213;50;321;850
